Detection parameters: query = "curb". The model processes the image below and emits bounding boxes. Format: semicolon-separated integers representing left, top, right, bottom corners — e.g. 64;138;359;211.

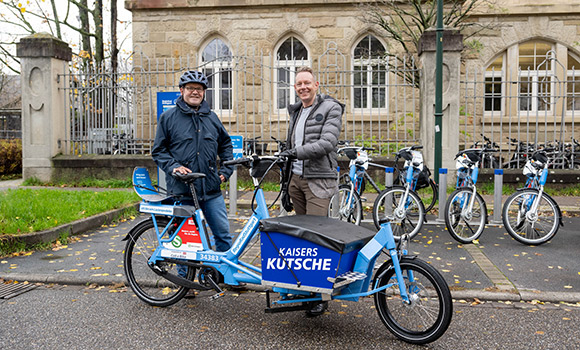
2;272;579;304
2;203;140;246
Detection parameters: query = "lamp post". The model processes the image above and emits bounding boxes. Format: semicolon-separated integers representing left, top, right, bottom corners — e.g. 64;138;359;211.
434;0;443;184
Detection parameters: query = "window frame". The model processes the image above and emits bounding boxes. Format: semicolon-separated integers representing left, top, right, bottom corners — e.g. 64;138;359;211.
273;36;310;112
200;38;234;113
352;35;388;114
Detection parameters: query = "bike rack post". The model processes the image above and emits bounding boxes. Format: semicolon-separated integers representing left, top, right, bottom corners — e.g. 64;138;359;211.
437;168;448;223
491;169;504;225
228;165;238;217
385;167;394;187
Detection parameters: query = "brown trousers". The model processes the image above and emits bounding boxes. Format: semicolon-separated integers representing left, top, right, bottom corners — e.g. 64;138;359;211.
288;176;330;216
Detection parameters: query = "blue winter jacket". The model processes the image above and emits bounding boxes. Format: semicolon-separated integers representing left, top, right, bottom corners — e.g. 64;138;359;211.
152;96;233;201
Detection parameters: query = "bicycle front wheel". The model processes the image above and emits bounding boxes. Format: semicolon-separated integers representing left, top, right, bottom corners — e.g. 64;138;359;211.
415;179;438;213
373;258;453;345
502;189;560;245
372;186;424;239
444;188;487;244
328;184;363;225
124;217;196;307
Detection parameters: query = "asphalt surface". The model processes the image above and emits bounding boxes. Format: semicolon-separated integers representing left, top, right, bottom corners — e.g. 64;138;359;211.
2;283;580;350
1;180;580;304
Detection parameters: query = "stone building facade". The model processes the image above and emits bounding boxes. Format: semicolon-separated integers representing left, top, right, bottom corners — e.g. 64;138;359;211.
124;0;580;164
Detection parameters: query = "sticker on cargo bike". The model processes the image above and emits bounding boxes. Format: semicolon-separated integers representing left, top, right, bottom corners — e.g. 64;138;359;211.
160;249;197;260
260;231;359;290
162;218;203;252
230;216;259;255
140;203;174;215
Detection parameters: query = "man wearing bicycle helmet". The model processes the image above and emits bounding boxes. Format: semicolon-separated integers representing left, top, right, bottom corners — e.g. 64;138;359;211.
152;70;234;253
279;66;344;216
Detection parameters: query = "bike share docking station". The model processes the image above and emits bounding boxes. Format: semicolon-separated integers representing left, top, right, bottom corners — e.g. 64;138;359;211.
435;167;505;227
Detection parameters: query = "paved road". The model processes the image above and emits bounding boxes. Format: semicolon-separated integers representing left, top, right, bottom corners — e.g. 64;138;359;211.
1;283;579;350
2;212;579;303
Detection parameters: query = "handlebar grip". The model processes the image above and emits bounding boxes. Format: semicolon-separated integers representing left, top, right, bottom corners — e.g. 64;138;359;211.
223;158;251;166
410;145;424;150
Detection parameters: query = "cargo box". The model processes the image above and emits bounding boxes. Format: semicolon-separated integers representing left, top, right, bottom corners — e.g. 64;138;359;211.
260;215;376;294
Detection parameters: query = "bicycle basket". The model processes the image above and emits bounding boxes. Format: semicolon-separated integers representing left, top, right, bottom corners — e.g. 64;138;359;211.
343;147;357;160
523;153;546;177
250;157;279;178
415;165;431;190
455;150;480;169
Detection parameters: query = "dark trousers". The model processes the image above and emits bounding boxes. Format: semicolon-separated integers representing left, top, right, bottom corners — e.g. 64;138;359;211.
288;176;330;216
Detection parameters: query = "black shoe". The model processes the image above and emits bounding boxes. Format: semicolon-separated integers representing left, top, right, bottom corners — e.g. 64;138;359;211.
184;289;197;298
226;282;247;291
306;301;328;317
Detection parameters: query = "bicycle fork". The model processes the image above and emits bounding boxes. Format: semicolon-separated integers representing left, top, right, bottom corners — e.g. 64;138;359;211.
461;186;478;221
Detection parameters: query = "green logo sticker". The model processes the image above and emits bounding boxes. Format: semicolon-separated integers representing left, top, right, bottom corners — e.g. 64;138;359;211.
171;236;182;248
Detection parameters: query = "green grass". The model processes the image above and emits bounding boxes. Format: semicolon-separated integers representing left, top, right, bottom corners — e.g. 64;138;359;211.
0;188;139;235
22;177;134;188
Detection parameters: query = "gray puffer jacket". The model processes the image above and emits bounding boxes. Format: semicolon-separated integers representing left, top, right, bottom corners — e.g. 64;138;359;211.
286;94;344;197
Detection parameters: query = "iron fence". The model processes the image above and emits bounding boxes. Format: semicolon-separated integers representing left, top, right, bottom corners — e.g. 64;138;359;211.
460;51;580;169
0;109;21;139
59;43;421;156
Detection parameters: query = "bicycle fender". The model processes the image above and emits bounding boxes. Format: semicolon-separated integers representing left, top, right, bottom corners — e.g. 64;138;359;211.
542;192;564;227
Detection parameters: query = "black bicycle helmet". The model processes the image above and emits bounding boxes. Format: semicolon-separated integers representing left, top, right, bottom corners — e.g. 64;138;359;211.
179;70;209;89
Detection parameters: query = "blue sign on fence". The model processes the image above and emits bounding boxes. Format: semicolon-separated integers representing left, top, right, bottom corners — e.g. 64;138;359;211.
156;92;181;189
231;135;244;160
156;91;181;117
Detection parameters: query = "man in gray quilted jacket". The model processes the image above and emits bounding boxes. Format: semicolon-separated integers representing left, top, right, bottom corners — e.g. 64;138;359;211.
279;66;344;216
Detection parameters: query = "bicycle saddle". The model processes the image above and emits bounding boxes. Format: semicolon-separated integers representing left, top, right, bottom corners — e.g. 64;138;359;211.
174;172;206;183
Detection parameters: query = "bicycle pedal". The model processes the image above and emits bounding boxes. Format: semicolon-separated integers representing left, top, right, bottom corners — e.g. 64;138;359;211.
360;197;368;202
210;292;225;300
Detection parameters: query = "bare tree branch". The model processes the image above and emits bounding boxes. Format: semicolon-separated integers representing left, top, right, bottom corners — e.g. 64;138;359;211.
359;0;504;87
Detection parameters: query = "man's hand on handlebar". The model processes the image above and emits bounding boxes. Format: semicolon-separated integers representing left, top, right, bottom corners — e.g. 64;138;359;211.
279;148;297;160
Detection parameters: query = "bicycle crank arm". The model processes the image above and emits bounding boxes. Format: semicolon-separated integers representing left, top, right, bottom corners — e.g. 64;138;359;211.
147;262;213;291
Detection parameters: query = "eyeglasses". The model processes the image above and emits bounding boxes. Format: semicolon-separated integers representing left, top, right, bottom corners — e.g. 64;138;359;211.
184;86;204;93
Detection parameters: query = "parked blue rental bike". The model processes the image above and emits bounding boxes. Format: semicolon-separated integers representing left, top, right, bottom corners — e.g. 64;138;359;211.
123;155;452;345
502;150;563;245
328;144;387;225
444;148;494;244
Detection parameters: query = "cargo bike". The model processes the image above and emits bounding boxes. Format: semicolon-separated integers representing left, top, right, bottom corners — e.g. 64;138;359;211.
123;155;452;345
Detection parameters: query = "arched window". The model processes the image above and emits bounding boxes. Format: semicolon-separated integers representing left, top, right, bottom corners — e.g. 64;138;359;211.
201;38;233;111
518;40;553;112
484;40;580;114
353;35;387;110
274;36;309;110
567;53;580;111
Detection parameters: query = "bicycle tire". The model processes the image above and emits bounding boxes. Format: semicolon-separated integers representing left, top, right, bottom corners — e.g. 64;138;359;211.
328;184;363;225
444;188;487;244
124;217;196;307
373;258;453;345
372;186;425;239
502;189;560;245
415;179;438;213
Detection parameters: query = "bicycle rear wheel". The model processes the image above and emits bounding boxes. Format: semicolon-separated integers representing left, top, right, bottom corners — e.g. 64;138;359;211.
502;189;559;245
415;179;438;213
444;188;487;244
329;184;363;225
372;186;424;239
124;217;196;307
373;258;453;345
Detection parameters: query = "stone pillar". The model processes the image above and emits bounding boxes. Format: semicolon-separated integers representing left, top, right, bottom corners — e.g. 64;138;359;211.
17;33;72;181
418;28;463;171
